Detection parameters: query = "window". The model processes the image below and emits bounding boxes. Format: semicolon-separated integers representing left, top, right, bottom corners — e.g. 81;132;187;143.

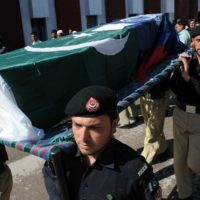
87;15;97;28
31;18;46;41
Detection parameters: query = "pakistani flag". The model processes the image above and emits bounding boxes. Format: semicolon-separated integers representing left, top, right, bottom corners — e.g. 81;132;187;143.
0;13;184;130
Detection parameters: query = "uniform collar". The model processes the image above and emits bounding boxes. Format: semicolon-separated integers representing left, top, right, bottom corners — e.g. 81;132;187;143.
75;138;116;169
93;138;116;169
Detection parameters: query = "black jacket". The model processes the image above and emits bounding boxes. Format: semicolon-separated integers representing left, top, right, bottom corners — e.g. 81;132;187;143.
170;58;200;106
0;144;8;173
64;138;160;200
0;144;8;163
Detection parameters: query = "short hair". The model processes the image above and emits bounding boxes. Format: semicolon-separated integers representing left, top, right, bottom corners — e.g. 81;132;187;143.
51;29;57;34
31;31;38;36
190;26;200;38
189;18;196;23
176;19;185;27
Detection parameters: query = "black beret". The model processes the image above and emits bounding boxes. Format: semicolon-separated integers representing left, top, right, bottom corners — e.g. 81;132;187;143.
190;26;200;38
65;85;118;117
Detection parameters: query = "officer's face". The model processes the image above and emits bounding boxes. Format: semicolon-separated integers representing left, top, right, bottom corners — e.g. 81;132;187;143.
72;114;119;162
192;35;200;57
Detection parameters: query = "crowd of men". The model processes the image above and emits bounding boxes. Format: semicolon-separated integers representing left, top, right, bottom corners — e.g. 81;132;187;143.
30;28;77;45
0;17;200;200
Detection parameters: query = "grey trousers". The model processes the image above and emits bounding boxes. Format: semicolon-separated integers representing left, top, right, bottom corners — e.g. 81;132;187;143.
173;106;200;198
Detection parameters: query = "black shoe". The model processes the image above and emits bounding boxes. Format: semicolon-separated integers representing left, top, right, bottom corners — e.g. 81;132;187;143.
117;124;130;129
178;195;193;200
152;148;171;164
134;116;141;123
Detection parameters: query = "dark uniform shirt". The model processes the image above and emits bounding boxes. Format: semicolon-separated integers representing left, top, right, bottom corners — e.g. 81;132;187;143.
64;138;160;200
0;144;8;173
0;144;8;163
170;58;200;106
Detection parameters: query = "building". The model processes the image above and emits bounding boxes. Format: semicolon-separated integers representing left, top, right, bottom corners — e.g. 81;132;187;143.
0;0;199;51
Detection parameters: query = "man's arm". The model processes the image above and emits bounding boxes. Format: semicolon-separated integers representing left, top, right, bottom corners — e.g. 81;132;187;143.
179;52;200;95
133;163;161;200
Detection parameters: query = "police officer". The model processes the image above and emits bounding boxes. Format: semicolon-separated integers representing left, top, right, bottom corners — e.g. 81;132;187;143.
0;144;13;200
140;77;170;164
170;26;200;200
62;85;161;200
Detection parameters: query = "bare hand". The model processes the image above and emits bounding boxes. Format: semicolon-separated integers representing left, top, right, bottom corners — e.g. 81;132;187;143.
179;52;191;81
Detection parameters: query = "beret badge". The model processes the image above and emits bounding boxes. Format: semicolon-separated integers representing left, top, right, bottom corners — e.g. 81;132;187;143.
86;97;100;112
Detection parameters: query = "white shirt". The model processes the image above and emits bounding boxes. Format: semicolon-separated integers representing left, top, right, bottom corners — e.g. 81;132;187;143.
178;29;191;48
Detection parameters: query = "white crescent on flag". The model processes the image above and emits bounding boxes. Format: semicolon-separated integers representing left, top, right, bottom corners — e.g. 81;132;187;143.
24;34;129;56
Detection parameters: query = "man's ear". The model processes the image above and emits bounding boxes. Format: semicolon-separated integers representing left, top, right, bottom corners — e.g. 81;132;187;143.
191;39;194;48
111;116;119;134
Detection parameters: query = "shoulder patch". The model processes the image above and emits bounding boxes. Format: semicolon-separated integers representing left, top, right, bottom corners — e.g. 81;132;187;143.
137;163;148;177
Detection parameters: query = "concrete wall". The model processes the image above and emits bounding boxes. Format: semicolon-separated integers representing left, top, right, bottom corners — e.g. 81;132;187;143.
2;0;200;51
19;0;57;46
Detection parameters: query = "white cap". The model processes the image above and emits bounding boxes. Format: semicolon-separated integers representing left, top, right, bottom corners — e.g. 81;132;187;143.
57;30;64;35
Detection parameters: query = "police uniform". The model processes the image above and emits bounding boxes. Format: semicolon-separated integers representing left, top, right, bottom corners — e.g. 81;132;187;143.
64;138;160;200
64;85;161;200
170;56;200;199
0;144;13;200
140;77;169;164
